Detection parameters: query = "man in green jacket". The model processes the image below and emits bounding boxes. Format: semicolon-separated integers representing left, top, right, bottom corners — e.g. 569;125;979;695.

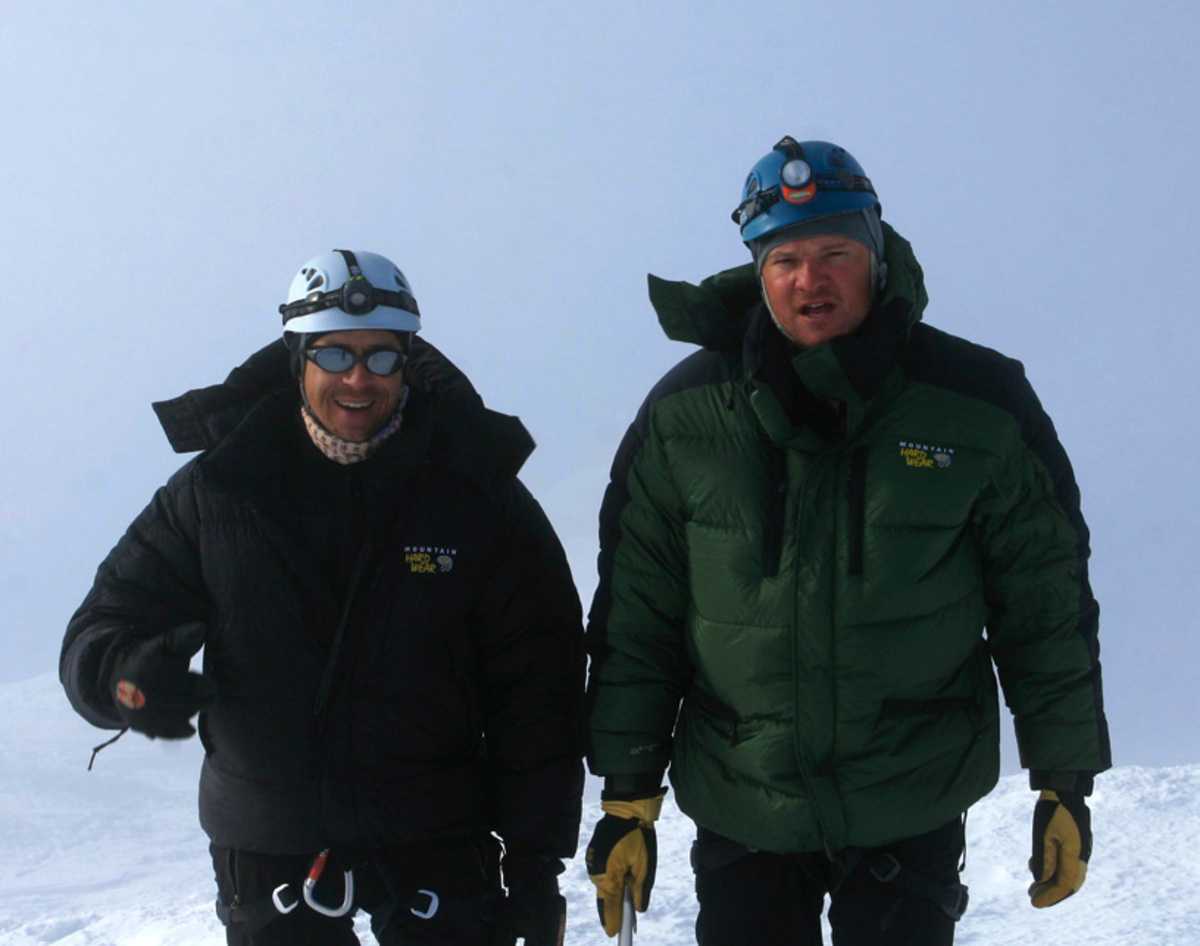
584;137;1110;945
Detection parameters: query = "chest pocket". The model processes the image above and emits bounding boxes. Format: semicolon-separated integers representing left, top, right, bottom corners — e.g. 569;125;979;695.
847;441;990;623
683;449;814;630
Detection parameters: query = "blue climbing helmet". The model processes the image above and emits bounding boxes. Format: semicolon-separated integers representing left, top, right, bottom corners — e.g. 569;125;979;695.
731;137;881;246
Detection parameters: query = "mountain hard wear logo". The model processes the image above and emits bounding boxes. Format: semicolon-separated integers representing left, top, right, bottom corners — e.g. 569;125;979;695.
404;546;457;574
899;440;955;470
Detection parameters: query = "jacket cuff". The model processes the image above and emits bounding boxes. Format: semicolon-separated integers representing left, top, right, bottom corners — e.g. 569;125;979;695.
601;773;666;801
1029;770;1095;796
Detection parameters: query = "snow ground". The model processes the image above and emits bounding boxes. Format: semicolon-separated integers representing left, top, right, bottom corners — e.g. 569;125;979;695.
3;672;1196;945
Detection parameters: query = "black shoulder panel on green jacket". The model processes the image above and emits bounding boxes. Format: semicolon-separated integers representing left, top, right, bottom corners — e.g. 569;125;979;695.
903;323;1091;568
904;323;1109;775
903;324;1027;417
586;348;735;660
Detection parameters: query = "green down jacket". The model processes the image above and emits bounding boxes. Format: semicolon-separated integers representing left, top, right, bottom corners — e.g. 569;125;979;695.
586;223;1110;853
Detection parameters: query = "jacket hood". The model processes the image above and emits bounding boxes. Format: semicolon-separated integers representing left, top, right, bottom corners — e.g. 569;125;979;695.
151;337;535;482
647;221;929;351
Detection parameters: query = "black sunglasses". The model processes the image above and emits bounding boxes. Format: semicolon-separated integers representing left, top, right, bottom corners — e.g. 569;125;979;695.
304;345;406;376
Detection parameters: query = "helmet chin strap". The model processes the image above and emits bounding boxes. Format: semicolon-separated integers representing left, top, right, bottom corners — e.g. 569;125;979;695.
297;366;342;439
760;280;795;343
870;252;888;294
297;356;316;414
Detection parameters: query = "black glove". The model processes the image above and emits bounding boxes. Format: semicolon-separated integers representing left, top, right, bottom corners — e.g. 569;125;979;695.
493;853;566;946
1028;790;1092;907
110;622;215;739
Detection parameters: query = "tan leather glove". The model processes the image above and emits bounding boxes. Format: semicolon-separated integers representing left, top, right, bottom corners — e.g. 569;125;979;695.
1028;790;1092;907
585;794;665;937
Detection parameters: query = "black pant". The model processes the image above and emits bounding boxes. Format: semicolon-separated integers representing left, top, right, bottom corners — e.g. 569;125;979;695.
211;837;502;946
692;818;966;946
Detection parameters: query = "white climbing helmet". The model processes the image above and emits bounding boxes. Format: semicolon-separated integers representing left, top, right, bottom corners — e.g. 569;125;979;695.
279;249;421;336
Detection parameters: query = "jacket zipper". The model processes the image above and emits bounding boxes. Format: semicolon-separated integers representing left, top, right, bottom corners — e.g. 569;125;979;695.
788;473;834;851
228;848;241;910
311;539;373;735
762;442;786;578
847;447;867;577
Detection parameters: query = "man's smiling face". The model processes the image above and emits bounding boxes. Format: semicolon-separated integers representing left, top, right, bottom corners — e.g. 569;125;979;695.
760;234;874;347
302;329;407;442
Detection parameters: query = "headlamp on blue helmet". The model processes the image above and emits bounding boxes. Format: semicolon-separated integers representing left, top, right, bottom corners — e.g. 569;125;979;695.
732;137;880;245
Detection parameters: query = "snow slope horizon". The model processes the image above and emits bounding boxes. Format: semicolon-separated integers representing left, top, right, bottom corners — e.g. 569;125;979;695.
4;671;1198;945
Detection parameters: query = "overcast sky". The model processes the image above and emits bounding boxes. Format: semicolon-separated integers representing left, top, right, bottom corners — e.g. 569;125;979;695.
2;0;1196;769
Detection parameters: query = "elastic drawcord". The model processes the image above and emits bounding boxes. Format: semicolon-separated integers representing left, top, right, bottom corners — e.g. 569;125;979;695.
87;727;129;770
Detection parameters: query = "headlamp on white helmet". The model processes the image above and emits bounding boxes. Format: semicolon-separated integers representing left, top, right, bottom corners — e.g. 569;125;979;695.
279;249;421;336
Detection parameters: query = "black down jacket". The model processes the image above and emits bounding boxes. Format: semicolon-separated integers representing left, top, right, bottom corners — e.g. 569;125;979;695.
61;339;585;858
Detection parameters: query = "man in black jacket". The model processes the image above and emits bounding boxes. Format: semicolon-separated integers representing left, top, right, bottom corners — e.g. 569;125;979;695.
61;249;584;946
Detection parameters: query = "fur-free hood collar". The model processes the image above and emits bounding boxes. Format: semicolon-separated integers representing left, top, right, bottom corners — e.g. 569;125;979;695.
646;221;929;351
151;337;535;484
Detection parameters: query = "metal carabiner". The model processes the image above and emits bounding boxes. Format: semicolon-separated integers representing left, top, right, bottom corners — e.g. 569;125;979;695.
302;849;355;918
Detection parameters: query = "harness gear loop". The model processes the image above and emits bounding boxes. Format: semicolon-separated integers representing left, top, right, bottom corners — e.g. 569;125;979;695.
410;889;440;919
866;852;970;921
272;884;299;915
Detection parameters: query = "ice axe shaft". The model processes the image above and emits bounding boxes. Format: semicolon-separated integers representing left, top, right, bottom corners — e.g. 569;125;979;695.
619;878;636;945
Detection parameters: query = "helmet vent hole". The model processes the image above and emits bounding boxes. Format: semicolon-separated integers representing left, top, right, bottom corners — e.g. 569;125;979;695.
302;268;326;293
